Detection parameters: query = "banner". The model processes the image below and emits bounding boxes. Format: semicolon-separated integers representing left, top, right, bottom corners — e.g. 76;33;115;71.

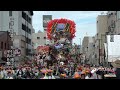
104;43;108;60
107;35;120;62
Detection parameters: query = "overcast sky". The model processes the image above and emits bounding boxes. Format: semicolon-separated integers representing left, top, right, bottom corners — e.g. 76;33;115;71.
32;11;107;45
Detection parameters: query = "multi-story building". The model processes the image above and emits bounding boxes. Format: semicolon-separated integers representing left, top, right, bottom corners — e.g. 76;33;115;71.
0;11;34;60
43;15;53;44
82;36;95;64
96;14;108;66
82;36;89;55
32;30;46;49
107;11;120;35
0;31;11;59
87;37;95;65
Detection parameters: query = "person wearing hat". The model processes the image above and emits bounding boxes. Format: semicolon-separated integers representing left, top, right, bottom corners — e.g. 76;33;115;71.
80;71;86;79
73;72;81;79
6;70;13;79
40;68;49;79
111;60;120;79
16;67;24;79
60;73;67;79
47;69;55;79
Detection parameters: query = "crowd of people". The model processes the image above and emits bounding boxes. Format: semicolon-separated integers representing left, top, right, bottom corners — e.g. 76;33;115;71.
0;26;119;79
0;52;117;79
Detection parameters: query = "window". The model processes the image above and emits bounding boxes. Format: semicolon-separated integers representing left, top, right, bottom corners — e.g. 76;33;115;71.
1;42;3;49
26;37;28;43
108;26;111;32
22;11;26;20
26;15;29;21
26;26;29;32
22;24;26;31
29;39;31;44
5;43;6;49
25;38;31;45
28;17;31;24
110;35;114;42
22;11;31;23
44;37;46;39
37;37;40;39
29;17;31;24
117;11;120;20
9;11;12;16
28;28;31;34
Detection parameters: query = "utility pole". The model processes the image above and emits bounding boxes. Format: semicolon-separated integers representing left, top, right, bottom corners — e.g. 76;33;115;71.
98;39;101;66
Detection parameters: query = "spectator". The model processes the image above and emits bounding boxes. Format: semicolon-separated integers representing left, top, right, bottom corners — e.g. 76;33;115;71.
111;60;120;79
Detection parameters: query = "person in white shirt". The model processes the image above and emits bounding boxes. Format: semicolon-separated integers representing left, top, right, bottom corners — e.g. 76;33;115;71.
42;73;49;79
3;68;7;79
0;69;4;79
6;72;13;79
48;72;55;79
91;68;98;79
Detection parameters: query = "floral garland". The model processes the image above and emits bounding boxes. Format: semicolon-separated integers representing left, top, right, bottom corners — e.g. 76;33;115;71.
47;18;76;40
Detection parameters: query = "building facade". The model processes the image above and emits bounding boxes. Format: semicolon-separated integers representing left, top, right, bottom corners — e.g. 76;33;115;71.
82;36;95;64
32;30;46;49
0;11;34;60
87;37;95;65
107;11;120;35
0;31;11;59
95;14;108;66
43;15;53;45
82;36;89;55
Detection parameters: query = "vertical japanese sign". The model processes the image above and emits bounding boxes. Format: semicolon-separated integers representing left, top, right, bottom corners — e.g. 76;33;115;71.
8;11;15;65
9;13;15;41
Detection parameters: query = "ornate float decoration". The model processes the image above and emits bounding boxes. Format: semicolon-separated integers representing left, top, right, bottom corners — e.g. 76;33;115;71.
47;18;76;41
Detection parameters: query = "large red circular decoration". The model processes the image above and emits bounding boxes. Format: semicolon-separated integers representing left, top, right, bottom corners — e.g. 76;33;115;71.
47;18;76;40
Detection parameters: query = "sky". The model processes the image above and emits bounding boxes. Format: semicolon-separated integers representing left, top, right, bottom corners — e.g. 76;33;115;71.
32;11;107;45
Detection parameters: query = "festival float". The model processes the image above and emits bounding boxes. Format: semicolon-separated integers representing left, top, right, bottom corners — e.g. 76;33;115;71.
37;46;49;54
46;18;76;65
